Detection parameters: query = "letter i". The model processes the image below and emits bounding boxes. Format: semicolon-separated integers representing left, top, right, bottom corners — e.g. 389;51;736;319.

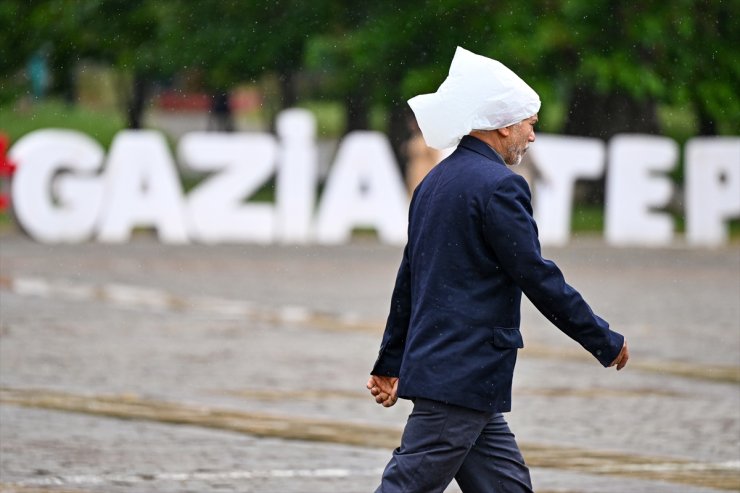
275;109;318;243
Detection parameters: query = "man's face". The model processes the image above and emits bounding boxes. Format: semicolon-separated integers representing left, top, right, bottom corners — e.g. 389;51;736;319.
504;115;538;166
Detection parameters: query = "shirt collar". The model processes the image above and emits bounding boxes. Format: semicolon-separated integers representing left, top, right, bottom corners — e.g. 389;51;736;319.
458;135;506;166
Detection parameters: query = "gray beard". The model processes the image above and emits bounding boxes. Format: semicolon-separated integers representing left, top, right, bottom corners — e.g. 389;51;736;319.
505;146;525;166
507;154;523;166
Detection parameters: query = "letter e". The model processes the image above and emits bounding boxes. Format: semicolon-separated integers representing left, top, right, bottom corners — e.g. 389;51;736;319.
605;135;677;246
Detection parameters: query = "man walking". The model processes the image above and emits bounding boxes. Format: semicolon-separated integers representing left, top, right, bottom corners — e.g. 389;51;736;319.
367;47;629;492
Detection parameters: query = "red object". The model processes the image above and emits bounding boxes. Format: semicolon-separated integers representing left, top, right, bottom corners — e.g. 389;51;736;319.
156;91;213;111
0;133;16;211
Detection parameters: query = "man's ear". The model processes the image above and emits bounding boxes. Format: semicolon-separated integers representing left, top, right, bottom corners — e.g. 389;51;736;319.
496;126;510;138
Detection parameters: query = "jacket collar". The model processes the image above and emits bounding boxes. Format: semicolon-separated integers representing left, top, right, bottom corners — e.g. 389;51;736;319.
459;135;506;166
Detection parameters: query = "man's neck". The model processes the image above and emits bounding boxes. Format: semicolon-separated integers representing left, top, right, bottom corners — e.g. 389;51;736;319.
468;131;506;164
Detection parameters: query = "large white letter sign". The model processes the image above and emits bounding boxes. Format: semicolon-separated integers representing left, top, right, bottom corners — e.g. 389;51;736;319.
528;134;605;246
605;135;677;246
275;109;318;244
97;130;189;243
314;132;408;245
10;129;104;243
179;132;278;244
685;137;740;246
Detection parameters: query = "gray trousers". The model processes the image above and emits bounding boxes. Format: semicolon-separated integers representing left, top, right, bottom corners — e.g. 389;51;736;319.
375;398;533;493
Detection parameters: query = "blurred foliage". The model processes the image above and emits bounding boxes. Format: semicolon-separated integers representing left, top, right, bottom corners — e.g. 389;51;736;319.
1;0;737;139
0;100;125;148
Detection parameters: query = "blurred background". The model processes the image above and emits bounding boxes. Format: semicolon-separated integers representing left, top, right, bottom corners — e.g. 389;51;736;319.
0;1;739;492
1;0;738;232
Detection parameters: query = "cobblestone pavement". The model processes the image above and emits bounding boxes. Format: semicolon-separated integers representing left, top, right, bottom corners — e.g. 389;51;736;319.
0;233;738;493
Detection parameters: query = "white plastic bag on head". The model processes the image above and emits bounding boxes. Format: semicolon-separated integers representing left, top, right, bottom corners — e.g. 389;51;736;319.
408;46;541;150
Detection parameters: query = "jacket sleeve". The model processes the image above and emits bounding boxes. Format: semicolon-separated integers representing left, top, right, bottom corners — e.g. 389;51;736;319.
484;174;624;367
370;244;412;377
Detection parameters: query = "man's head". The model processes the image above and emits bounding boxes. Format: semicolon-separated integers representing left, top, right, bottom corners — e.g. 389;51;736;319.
408;47;540;150
470;114;538;166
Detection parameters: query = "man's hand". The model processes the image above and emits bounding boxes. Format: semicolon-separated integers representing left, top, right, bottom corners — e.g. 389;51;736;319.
609;341;629;370
367;375;399;407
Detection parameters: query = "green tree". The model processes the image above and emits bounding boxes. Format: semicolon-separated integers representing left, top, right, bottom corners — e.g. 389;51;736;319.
164;0;337;128
295;0;737;182
0;1;60;103
8;0;175;127
4;0;737;140
658;0;739;135
306;1;541;158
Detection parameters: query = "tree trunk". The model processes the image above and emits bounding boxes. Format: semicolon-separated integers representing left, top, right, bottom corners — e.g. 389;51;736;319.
127;73;149;129
345;89;369;132
208;90;234;132
388;103;414;177
696;104;717;136
278;71;297;109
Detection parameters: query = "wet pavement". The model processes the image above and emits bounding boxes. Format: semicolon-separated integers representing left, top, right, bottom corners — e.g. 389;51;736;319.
0;233;738;492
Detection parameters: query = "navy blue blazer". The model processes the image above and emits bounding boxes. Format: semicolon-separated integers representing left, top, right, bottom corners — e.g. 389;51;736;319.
371;135;624;413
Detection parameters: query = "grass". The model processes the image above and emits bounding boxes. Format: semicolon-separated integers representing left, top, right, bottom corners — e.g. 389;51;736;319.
0;209;13;232
571;205;604;232
571;204;740;239
0;99;125;148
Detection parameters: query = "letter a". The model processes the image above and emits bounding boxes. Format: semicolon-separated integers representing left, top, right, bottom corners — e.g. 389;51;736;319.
97;130;189;243
315;132;408;245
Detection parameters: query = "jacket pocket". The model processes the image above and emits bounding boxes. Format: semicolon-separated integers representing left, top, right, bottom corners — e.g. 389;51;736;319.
491;327;524;348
